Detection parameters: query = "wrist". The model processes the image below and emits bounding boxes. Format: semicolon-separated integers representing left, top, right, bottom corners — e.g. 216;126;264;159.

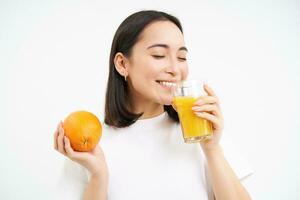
90;172;108;187
91;169;108;179
202;144;223;157
89;166;109;181
88;161;109;177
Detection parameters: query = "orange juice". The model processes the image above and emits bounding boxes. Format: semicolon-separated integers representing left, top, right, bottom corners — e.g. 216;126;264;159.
173;96;213;143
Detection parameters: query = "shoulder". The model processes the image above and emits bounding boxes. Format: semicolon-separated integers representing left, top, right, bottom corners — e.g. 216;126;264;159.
99;123;126;149
100;123;124;140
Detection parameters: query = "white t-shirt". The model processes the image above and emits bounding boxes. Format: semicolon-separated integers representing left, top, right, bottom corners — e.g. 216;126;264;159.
56;112;253;200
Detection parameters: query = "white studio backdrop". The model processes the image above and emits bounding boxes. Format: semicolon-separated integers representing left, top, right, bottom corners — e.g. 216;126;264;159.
1;0;299;199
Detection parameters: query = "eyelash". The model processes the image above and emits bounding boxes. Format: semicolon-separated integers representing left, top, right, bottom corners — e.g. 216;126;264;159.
152;55;165;59
152;55;187;61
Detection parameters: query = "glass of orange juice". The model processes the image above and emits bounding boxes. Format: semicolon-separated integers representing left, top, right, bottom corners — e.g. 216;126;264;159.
173;80;213;143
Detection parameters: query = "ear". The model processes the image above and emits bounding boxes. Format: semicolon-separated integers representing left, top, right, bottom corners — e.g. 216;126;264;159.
114;52;129;77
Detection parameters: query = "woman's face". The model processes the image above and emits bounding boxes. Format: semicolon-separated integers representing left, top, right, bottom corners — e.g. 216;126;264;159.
126;20;188;105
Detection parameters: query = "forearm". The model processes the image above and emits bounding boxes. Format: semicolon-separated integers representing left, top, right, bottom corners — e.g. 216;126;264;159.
83;174;108;200
203;145;251;200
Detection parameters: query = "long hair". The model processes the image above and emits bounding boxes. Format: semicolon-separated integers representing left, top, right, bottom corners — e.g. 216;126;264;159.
105;10;182;128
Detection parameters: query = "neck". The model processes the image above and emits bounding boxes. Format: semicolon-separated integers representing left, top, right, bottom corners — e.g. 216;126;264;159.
128;95;164;120
139;104;165;119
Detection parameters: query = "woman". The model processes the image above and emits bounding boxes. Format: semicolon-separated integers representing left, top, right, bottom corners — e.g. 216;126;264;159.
54;10;253;200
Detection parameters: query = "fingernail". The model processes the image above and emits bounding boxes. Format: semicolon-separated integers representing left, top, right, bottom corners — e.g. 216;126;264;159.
195;111;204;115
196;100;203;105
192;106;200;111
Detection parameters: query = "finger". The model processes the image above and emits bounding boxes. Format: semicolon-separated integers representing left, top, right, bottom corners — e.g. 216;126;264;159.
194;111;223;130
64;136;76;159
92;145;101;154
192;104;222;117
64;137;89;162
194;96;219;106
53;122;60;150
92;145;105;158
204;84;217;97
57;124;66;155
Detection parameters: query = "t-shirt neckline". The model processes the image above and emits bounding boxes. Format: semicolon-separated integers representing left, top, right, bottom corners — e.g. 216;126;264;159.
131;111;169;130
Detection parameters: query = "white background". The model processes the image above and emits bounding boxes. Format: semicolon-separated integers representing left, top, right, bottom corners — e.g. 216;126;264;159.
1;0;299;199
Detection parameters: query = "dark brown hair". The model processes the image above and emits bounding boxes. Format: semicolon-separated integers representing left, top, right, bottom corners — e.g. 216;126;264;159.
104;10;182;128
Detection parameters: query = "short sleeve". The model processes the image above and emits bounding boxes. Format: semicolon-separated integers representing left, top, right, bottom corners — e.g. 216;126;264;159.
55;158;89;200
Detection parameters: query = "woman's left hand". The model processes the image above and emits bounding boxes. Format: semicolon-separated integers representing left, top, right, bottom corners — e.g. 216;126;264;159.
192;84;224;151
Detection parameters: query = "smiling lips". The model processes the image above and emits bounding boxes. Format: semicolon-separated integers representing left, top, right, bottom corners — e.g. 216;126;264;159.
156;80;177;88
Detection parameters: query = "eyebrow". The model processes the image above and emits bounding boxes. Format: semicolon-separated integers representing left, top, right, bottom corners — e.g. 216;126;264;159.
147;44;188;52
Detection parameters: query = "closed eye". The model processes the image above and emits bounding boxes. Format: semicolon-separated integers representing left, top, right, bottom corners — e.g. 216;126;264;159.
152;55;165;59
178;57;186;61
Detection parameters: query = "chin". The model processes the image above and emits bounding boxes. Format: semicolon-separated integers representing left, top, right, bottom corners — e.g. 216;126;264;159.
160;96;173;106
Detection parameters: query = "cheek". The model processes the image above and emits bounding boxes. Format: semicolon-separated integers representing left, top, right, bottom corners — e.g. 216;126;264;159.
129;63;158;90
135;56;158;75
142;60;163;79
181;65;189;80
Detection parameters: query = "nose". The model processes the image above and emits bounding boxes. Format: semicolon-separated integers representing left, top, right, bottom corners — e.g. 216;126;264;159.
165;57;180;77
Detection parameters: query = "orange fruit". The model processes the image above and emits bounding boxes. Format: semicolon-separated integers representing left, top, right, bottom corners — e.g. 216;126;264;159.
63;111;102;152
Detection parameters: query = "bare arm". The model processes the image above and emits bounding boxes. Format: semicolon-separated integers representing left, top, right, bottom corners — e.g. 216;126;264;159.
83;173;108;200
203;145;251;200
192;85;251;199
54;121;109;200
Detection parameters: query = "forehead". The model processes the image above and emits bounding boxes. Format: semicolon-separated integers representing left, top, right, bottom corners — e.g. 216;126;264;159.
137;20;185;47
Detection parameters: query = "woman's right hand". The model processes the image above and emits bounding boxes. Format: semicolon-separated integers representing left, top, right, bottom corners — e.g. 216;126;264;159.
53;121;109;179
